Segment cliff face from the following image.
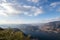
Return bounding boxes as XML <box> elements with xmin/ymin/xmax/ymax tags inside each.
<box><xmin>40</xmin><ymin>21</ymin><xmax>60</xmax><ymax>33</ymax></box>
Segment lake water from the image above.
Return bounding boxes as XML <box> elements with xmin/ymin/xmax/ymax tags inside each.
<box><xmin>23</xmin><ymin>30</ymin><xmax>60</xmax><ymax>40</ymax></box>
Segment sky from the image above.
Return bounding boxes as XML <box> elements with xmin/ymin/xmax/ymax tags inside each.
<box><xmin>0</xmin><ymin>0</ymin><xmax>60</xmax><ymax>24</ymax></box>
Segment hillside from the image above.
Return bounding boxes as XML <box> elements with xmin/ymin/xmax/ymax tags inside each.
<box><xmin>40</xmin><ymin>21</ymin><xmax>60</xmax><ymax>33</ymax></box>
<box><xmin>0</xmin><ymin>28</ymin><xmax>30</xmax><ymax>40</ymax></box>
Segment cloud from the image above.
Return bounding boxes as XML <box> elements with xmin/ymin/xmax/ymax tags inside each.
<box><xmin>49</xmin><ymin>2</ymin><xmax>60</xmax><ymax>12</ymax></box>
<box><xmin>34</xmin><ymin>8</ymin><xmax>43</xmax><ymax>16</ymax></box>
<box><xmin>0</xmin><ymin>19</ymin><xmax>24</xmax><ymax>24</ymax></box>
<box><xmin>0</xmin><ymin>0</ymin><xmax>20</xmax><ymax>16</ymax></box>
<box><xmin>27</xmin><ymin>0</ymin><xmax>39</xmax><ymax>3</ymax></box>
<box><xmin>23</xmin><ymin>6</ymin><xmax>43</xmax><ymax>16</ymax></box>
<box><xmin>41</xmin><ymin>17</ymin><xmax>60</xmax><ymax>23</ymax></box>
<box><xmin>0</xmin><ymin>0</ymin><xmax>44</xmax><ymax>16</ymax></box>
<box><xmin>27</xmin><ymin>0</ymin><xmax>48</xmax><ymax>3</ymax></box>
<box><xmin>0</xmin><ymin>0</ymin><xmax>6</xmax><ymax>3</ymax></box>
<box><xmin>50</xmin><ymin>2</ymin><xmax>60</xmax><ymax>8</ymax></box>
<box><xmin>24</xmin><ymin>12</ymin><xmax>33</xmax><ymax>16</ymax></box>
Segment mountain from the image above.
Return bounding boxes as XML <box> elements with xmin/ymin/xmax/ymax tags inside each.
<box><xmin>0</xmin><ymin>27</ymin><xmax>4</xmax><ymax>30</ymax></box>
<box><xmin>40</xmin><ymin>21</ymin><xmax>60</xmax><ymax>33</ymax></box>
<box><xmin>0</xmin><ymin>21</ymin><xmax>60</xmax><ymax>40</ymax></box>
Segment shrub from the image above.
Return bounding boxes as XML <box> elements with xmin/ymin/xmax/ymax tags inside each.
<box><xmin>0</xmin><ymin>29</ymin><xmax>30</xmax><ymax>40</ymax></box>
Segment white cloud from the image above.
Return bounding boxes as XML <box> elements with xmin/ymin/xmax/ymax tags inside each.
<box><xmin>49</xmin><ymin>2</ymin><xmax>60</xmax><ymax>12</ymax></box>
<box><xmin>23</xmin><ymin>6</ymin><xmax>43</xmax><ymax>16</ymax></box>
<box><xmin>50</xmin><ymin>2</ymin><xmax>60</xmax><ymax>8</ymax></box>
<box><xmin>24</xmin><ymin>12</ymin><xmax>33</xmax><ymax>16</ymax></box>
<box><xmin>0</xmin><ymin>0</ymin><xmax>44</xmax><ymax>16</ymax></box>
<box><xmin>34</xmin><ymin>8</ymin><xmax>43</xmax><ymax>16</ymax></box>
<box><xmin>0</xmin><ymin>0</ymin><xmax>6</xmax><ymax>3</ymax></box>
<box><xmin>0</xmin><ymin>2</ymin><xmax>20</xmax><ymax>16</ymax></box>
<box><xmin>27</xmin><ymin>0</ymin><xmax>39</xmax><ymax>3</ymax></box>
<box><xmin>41</xmin><ymin>17</ymin><xmax>60</xmax><ymax>23</ymax></box>
<box><xmin>0</xmin><ymin>0</ymin><xmax>20</xmax><ymax>16</ymax></box>
<box><xmin>0</xmin><ymin>20</ymin><xmax>24</xmax><ymax>24</ymax></box>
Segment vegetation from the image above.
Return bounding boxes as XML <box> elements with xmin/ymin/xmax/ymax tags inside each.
<box><xmin>0</xmin><ymin>29</ymin><xmax>30</xmax><ymax>40</ymax></box>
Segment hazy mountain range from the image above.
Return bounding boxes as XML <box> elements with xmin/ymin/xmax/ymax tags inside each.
<box><xmin>0</xmin><ymin>21</ymin><xmax>60</xmax><ymax>33</ymax></box>
<box><xmin>0</xmin><ymin>21</ymin><xmax>60</xmax><ymax>40</ymax></box>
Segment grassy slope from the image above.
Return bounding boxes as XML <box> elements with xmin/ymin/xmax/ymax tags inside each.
<box><xmin>0</xmin><ymin>29</ymin><xmax>30</xmax><ymax>40</ymax></box>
